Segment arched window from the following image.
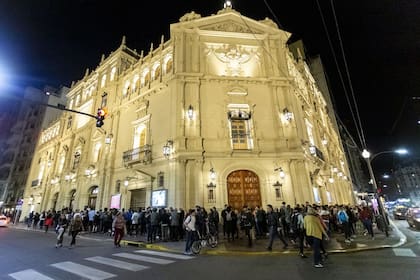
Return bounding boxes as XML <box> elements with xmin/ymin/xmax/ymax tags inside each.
<box><xmin>165</xmin><ymin>58</ymin><xmax>173</xmax><ymax>74</ymax></box>
<box><xmin>110</xmin><ymin>67</ymin><xmax>117</xmax><ymax>81</ymax></box>
<box><xmin>152</xmin><ymin>64</ymin><xmax>161</xmax><ymax>81</ymax></box>
<box><xmin>101</xmin><ymin>74</ymin><xmax>107</xmax><ymax>88</ymax></box>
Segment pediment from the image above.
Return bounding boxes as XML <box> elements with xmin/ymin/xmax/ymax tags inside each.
<box><xmin>200</xmin><ymin>20</ymin><xmax>264</xmax><ymax>34</ymax></box>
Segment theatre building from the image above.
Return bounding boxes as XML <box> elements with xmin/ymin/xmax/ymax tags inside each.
<box><xmin>21</xmin><ymin>5</ymin><xmax>355</xmax><ymax>217</ymax></box>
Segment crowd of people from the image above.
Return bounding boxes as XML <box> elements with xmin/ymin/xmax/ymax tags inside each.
<box><xmin>19</xmin><ymin>201</ymin><xmax>378</xmax><ymax>268</ymax></box>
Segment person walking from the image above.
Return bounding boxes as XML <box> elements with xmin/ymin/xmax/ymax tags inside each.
<box><xmin>183</xmin><ymin>209</ymin><xmax>197</xmax><ymax>255</ymax></box>
<box><xmin>55</xmin><ymin>213</ymin><xmax>68</xmax><ymax>248</ymax></box>
<box><xmin>266</xmin><ymin>204</ymin><xmax>288</xmax><ymax>251</ymax></box>
<box><xmin>359</xmin><ymin>205</ymin><xmax>374</xmax><ymax>239</ymax></box>
<box><xmin>112</xmin><ymin>211</ymin><xmax>126</xmax><ymax>247</ymax></box>
<box><xmin>69</xmin><ymin>214</ymin><xmax>83</xmax><ymax>248</ymax></box>
<box><xmin>291</xmin><ymin>207</ymin><xmax>306</xmax><ymax>258</ymax></box>
<box><xmin>304</xmin><ymin>207</ymin><xmax>329</xmax><ymax>268</ymax></box>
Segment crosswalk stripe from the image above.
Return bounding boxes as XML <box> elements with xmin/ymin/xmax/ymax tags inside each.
<box><xmin>393</xmin><ymin>248</ymin><xmax>417</xmax><ymax>257</ymax></box>
<box><xmin>51</xmin><ymin>261</ymin><xmax>116</xmax><ymax>280</ymax></box>
<box><xmin>9</xmin><ymin>269</ymin><xmax>55</xmax><ymax>280</ymax></box>
<box><xmin>113</xmin><ymin>253</ymin><xmax>174</xmax><ymax>264</ymax></box>
<box><xmin>86</xmin><ymin>256</ymin><xmax>149</xmax><ymax>271</ymax></box>
<box><xmin>135</xmin><ymin>250</ymin><xmax>195</xmax><ymax>260</ymax></box>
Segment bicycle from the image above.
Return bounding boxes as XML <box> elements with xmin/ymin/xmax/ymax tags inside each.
<box><xmin>191</xmin><ymin>222</ymin><xmax>218</xmax><ymax>254</ymax></box>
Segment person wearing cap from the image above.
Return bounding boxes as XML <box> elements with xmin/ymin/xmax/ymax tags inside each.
<box><xmin>304</xmin><ymin>207</ymin><xmax>329</xmax><ymax>268</ymax></box>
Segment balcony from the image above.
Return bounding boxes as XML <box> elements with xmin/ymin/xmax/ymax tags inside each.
<box><xmin>309</xmin><ymin>145</ymin><xmax>325</xmax><ymax>161</ymax></box>
<box><xmin>123</xmin><ymin>144</ymin><xmax>152</xmax><ymax>166</ymax></box>
<box><xmin>31</xmin><ymin>179</ymin><xmax>41</xmax><ymax>187</ymax></box>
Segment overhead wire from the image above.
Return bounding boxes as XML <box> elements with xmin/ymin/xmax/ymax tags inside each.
<box><xmin>329</xmin><ymin>0</ymin><xmax>367</xmax><ymax>149</ymax></box>
<box><xmin>315</xmin><ymin>0</ymin><xmax>366</xmax><ymax>150</ymax></box>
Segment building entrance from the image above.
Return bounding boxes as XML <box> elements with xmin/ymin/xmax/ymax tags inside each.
<box><xmin>227</xmin><ymin>170</ymin><xmax>261</xmax><ymax>211</ymax></box>
<box><xmin>130</xmin><ymin>189</ymin><xmax>147</xmax><ymax>210</ymax></box>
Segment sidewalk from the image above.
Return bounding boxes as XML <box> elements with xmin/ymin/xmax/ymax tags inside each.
<box><xmin>9</xmin><ymin>220</ymin><xmax>406</xmax><ymax>256</ymax></box>
<box><xmin>120</xmin><ymin>219</ymin><xmax>406</xmax><ymax>256</ymax></box>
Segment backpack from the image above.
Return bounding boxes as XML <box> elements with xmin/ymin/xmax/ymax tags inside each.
<box><xmin>338</xmin><ymin>211</ymin><xmax>348</xmax><ymax>223</ymax></box>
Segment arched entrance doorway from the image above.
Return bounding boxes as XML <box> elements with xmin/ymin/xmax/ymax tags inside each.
<box><xmin>88</xmin><ymin>186</ymin><xmax>99</xmax><ymax>210</ymax></box>
<box><xmin>227</xmin><ymin>170</ymin><xmax>261</xmax><ymax>211</ymax></box>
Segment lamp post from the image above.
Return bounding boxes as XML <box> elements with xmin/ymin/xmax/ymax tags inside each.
<box><xmin>361</xmin><ymin>148</ymin><xmax>408</xmax><ymax>236</ymax></box>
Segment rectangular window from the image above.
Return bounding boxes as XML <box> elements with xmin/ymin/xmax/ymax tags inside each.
<box><xmin>208</xmin><ymin>189</ymin><xmax>215</xmax><ymax>203</ymax></box>
<box><xmin>231</xmin><ymin>120</ymin><xmax>250</xmax><ymax>149</ymax></box>
<box><xmin>275</xmin><ymin>188</ymin><xmax>282</xmax><ymax>200</ymax></box>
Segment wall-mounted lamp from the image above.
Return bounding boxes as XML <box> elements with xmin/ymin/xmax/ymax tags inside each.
<box><xmin>163</xmin><ymin>140</ymin><xmax>173</xmax><ymax>159</ymax></box>
<box><xmin>210</xmin><ymin>168</ymin><xmax>216</xmax><ymax>180</ymax></box>
<box><xmin>328</xmin><ymin>177</ymin><xmax>334</xmax><ymax>183</ymax></box>
<box><xmin>283</xmin><ymin>108</ymin><xmax>293</xmax><ymax>122</ymax></box>
<box><xmin>105</xmin><ymin>134</ymin><xmax>113</xmax><ymax>144</ymax></box>
<box><xmin>124</xmin><ymin>176</ymin><xmax>137</xmax><ymax>187</ymax></box>
<box><xmin>187</xmin><ymin>105</ymin><xmax>194</xmax><ymax>120</ymax></box>
<box><xmin>321</xmin><ymin>138</ymin><xmax>328</xmax><ymax>145</ymax></box>
<box><xmin>85</xmin><ymin>165</ymin><xmax>96</xmax><ymax>177</ymax></box>
<box><xmin>274</xmin><ymin>167</ymin><xmax>285</xmax><ymax>179</ymax></box>
<box><xmin>272</xmin><ymin>181</ymin><xmax>282</xmax><ymax>187</ymax></box>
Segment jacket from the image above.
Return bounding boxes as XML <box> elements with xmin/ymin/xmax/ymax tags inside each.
<box><xmin>304</xmin><ymin>214</ymin><xmax>327</xmax><ymax>240</ymax></box>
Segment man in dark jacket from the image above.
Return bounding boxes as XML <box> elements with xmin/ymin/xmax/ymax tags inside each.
<box><xmin>266</xmin><ymin>204</ymin><xmax>288</xmax><ymax>251</ymax></box>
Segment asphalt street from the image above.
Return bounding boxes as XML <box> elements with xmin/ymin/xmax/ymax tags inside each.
<box><xmin>0</xmin><ymin>220</ymin><xmax>419</xmax><ymax>280</ymax></box>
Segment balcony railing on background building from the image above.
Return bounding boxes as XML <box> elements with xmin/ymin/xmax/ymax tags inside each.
<box><xmin>123</xmin><ymin>144</ymin><xmax>152</xmax><ymax>165</ymax></box>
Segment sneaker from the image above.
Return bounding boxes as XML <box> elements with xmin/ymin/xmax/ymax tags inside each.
<box><xmin>299</xmin><ymin>253</ymin><xmax>308</xmax><ymax>258</ymax></box>
<box><xmin>314</xmin><ymin>264</ymin><xmax>324</xmax><ymax>268</ymax></box>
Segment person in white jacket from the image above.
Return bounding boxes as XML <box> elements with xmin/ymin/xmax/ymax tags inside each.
<box><xmin>183</xmin><ymin>209</ymin><xmax>197</xmax><ymax>255</ymax></box>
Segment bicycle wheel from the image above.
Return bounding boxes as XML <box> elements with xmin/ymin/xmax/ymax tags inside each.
<box><xmin>207</xmin><ymin>235</ymin><xmax>218</xmax><ymax>248</ymax></box>
<box><xmin>191</xmin><ymin>240</ymin><xmax>202</xmax><ymax>254</ymax></box>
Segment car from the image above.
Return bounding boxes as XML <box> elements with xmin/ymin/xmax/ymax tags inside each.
<box><xmin>406</xmin><ymin>207</ymin><xmax>420</xmax><ymax>228</ymax></box>
<box><xmin>0</xmin><ymin>215</ymin><xmax>10</xmax><ymax>227</ymax></box>
<box><xmin>393</xmin><ymin>205</ymin><xmax>409</xmax><ymax>220</ymax></box>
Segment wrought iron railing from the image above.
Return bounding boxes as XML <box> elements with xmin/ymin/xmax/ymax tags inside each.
<box><xmin>123</xmin><ymin>144</ymin><xmax>152</xmax><ymax>165</ymax></box>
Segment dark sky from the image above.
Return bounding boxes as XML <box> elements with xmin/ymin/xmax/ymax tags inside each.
<box><xmin>1</xmin><ymin>0</ymin><xmax>419</xmax><ymax>162</ymax></box>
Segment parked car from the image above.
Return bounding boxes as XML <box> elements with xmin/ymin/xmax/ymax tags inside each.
<box><xmin>393</xmin><ymin>205</ymin><xmax>409</xmax><ymax>220</ymax></box>
<box><xmin>406</xmin><ymin>207</ymin><xmax>420</xmax><ymax>228</ymax></box>
<box><xmin>0</xmin><ymin>215</ymin><xmax>10</xmax><ymax>227</ymax></box>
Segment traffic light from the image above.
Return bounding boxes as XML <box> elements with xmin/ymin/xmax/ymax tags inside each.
<box><xmin>96</xmin><ymin>107</ymin><xmax>106</xmax><ymax>127</ymax></box>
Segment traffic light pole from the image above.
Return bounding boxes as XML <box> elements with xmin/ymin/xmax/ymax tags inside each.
<box><xmin>44</xmin><ymin>103</ymin><xmax>98</xmax><ymax>120</ymax></box>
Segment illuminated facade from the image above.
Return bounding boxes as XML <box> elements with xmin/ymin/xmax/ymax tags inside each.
<box><xmin>21</xmin><ymin>6</ymin><xmax>355</xmax><ymax>217</ymax></box>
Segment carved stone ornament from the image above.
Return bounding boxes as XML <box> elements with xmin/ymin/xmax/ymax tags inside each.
<box><xmin>179</xmin><ymin>11</ymin><xmax>202</xmax><ymax>22</ymax></box>
<box><xmin>202</xmin><ymin>21</ymin><xmax>260</xmax><ymax>34</ymax></box>
<box><xmin>208</xmin><ymin>44</ymin><xmax>256</xmax><ymax>76</ymax></box>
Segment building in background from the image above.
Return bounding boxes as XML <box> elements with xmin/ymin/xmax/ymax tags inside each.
<box><xmin>21</xmin><ymin>5</ymin><xmax>355</xmax><ymax>218</ymax></box>
<box><xmin>0</xmin><ymin>86</ymin><xmax>68</xmax><ymax>214</ymax></box>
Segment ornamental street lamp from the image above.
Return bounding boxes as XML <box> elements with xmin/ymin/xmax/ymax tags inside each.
<box><xmin>362</xmin><ymin>148</ymin><xmax>408</xmax><ymax>236</ymax></box>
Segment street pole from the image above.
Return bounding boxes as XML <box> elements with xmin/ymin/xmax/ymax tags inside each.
<box><xmin>364</xmin><ymin>157</ymin><xmax>389</xmax><ymax>229</ymax></box>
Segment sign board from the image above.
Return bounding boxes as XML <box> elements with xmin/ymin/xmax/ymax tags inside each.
<box><xmin>110</xmin><ymin>194</ymin><xmax>121</xmax><ymax>209</ymax></box>
<box><xmin>151</xmin><ymin>189</ymin><xmax>167</xmax><ymax>208</ymax></box>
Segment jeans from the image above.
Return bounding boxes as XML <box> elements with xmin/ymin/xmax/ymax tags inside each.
<box><xmin>362</xmin><ymin>219</ymin><xmax>374</xmax><ymax>237</ymax></box>
<box><xmin>267</xmin><ymin>226</ymin><xmax>287</xmax><ymax>248</ymax></box>
<box><xmin>306</xmin><ymin>236</ymin><xmax>321</xmax><ymax>265</ymax></box>
<box><xmin>185</xmin><ymin>230</ymin><xmax>197</xmax><ymax>252</ymax></box>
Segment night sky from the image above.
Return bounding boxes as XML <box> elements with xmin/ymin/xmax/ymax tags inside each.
<box><xmin>1</xmin><ymin>0</ymin><xmax>419</xmax><ymax>166</ymax></box>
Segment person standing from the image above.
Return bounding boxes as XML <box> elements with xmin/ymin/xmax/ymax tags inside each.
<box><xmin>69</xmin><ymin>214</ymin><xmax>83</xmax><ymax>248</ymax></box>
<box><xmin>291</xmin><ymin>207</ymin><xmax>306</xmax><ymax>258</ymax></box>
<box><xmin>304</xmin><ymin>207</ymin><xmax>329</xmax><ymax>268</ymax></box>
<box><xmin>240</xmin><ymin>206</ymin><xmax>254</xmax><ymax>247</ymax></box>
<box><xmin>359</xmin><ymin>205</ymin><xmax>374</xmax><ymax>239</ymax></box>
<box><xmin>183</xmin><ymin>209</ymin><xmax>197</xmax><ymax>255</ymax></box>
<box><xmin>112</xmin><ymin>211</ymin><xmax>126</xmax><ymax>247</ymax></box>
<box><xmin>266</xmin><ymin>204</ymin><xmax>288</xmax><ymax>251</ymax></box>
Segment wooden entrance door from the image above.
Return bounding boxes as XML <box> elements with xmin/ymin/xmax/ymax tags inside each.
<box><xmin>227</xmin><ymin>170</ymin><xmax>261</xmax><ymax>211</ymax></box>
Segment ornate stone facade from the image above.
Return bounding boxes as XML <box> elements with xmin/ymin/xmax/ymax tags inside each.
<box><xmin>21</xmin><ymin>7</ymin><xmax>355</xmax><ymax>217</ymax></box>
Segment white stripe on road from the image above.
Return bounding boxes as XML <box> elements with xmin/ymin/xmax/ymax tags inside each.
<box><xmin>393</xmin><ymin>248</ymin><xmax>417</xmax><ymax>257</ymax></box>
<box><xmin>113</xmin><ymin>253</ymin><xmax>174</xmax><ymax>264</ymax></box>
<box><xmin>9</xmin><ymin>269</ymin><xmax>55</xmax><ymax>280</ymax></box>
<box><xmin>134</xmin><ymin>250</ymin><xmax>195</xmax><ymax>260</ymax></box>
<box><xmin>86</xmin><ymin>256</ymin><xmax>150</xmax><ymax>271</ymax></box>
<box><xmin>51</xmin><ymin>261</ymin><xmax>116</xmax><ymax>280</ymax></box>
